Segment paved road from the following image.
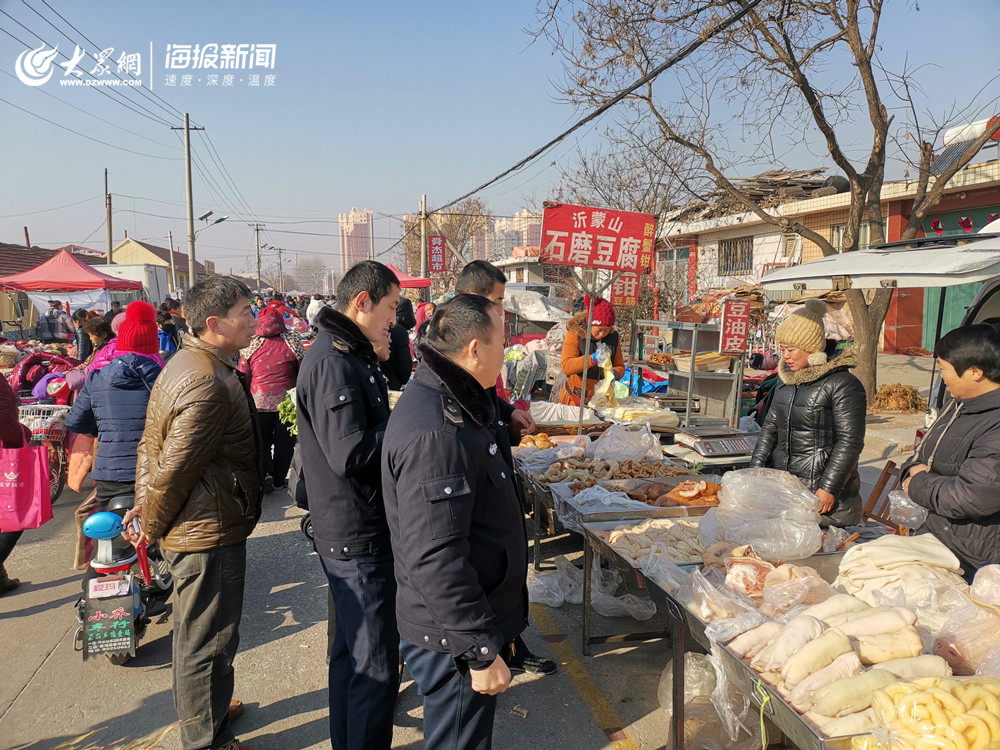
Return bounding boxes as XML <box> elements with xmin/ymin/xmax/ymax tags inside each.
<box><xmin>1</xmin><ymin>486</ymin><xmax>678</xmax><ymax>750</ymax></box>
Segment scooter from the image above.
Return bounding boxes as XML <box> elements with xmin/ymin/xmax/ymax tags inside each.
<box><xmin>74</xmin><ymin>494</ymin><xmax>173</xmax><ymax>665</ymax></box>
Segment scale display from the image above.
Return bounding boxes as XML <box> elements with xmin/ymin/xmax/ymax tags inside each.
<box><xmin>675</xmin><ymin>426</ymin><xmax>756</xmax><ymax>457</ymax></box>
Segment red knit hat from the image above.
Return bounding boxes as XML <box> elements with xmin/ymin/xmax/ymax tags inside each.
<box><xmin>585</xmin><ymin>295</ymin><xmax>616</xmax><ymax>327</ymax></box>
<box><xmin>116</xmin><ymin>301</ymin><xmax>159</xmax><ymax>355</ymax></box>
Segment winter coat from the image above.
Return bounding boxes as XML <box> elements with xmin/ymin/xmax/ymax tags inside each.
<box><xmin>136</xmin><ymin>334</ymin><xmax>263</xmax><ymax>552</ymax></box>
<box><xmin>296</xmin><ymin>306</ymin><xmax>391</xmax><ymax>560</ymax></box>
<box><xmin>75</xmin><ymin>329</ymin><xmax>93</xmax><ymax>361</ymax></box>
<box><xmin>382</xmin><ymin>324</ymin><xmax>413</xmax><ymax>391</ymax></box>
<box><xmin>158</xmin><ymin>328</ymin><xmax>178</xmax><ymax>353</ymax></box>
<box><xmin>65</xmin><ymin>354</ymin><xmax>162</xmax><ymax>483</ymax></box>
<box><xmin>750</xmin><ymin>348</ymin><xmax>867</xmax><ymax>526</ymax></box>
<box><xmin>559</xmin><ymin>311</ymin><xmax>625</xmax><ymax>405</ymax></box>
<box><xmin>0</xmin><ymin>374</ymin><xmax>27</xmax><ymax>448</ymax></box>
<box><xmin>36</xmin><ymin>307</ymin><xmax>73</xmax><ymax>343</ymax></box>
<box><xmin>238</xmin><ymin>314</ymin><xmax>305</xmax><ymax>411</ymax></box>
<box><xmin>382</xmin><ymin>343</ymin><xmax>528</xmax><ymax>666</ymax></box>
<box><xmin>901</xmin><ymin>388</ymin><xmax>1000</xmax><ymax>572</ymax></box>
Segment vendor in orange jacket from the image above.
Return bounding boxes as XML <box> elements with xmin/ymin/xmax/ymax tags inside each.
<box><xmin>558</xmin><ymin>296</ymin><xmax>625</xmax><ymax>406</ymax></box>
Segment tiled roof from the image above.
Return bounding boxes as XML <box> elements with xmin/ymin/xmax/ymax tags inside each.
<box><xmin>0</xmin><ymin>243</ymin><xmax>104</xmax><ymax>277</ymax></box>
<box><xmin>132</xmin><ymin>240</ymin><xmax>206</xmax><ymax>274</ymax></box>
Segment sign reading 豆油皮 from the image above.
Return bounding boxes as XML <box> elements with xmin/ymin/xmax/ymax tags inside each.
<box><xmin>539</xmin><ymin>203</ymin><xmax>656</xmax><ymax>273</ymax></box>
<box><xmin>720</xmin><ymin>297</ymin><xmax>752</xmax><ymax>355</ymax></box>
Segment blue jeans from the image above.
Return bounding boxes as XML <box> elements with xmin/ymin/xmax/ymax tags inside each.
<box><xmin>320</xmin><ymin>553</ymin><xmax>399</xmax><ymax>750</ymax></box>
<box><xmin>399</xmin><ymin>639</ymin><xmax>497</xmax><ymax>750</ymax></box>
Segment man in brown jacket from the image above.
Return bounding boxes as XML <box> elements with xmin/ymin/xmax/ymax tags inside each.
<box><xmin>131</xmin><ymin>276</ymin><xmax>262</xmax><ymax>750</ymax></box>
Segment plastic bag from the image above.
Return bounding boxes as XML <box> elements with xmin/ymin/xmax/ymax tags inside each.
<box><xmin>705</xmin><ymin>610</ymin><xmax>766</xmax><ymax>645</ymax></box>
<box><xmin>527</xmin><ymin>568</ymin><xmax>564</xmax><ymax>607</ymax></box>
<box><xmin>738</xmin><ymin>415</ymin><xmax>761</xmax><ymax>434</ymax></box>
<box><xmin>759</xmin><ymin>575</ymin><xmax>837</xmax><ymax>620</ymax></box>
<box><xmin>678</xmin><ymin>569</ymin><xmax>759</xmax><ymax>624</ymax></box>
<box><xmin>515</xmin><ymin>443</ymin><xmax>586</xmax><ymax>470</ymax></box>
<box><xmin>587</xmin><ymin>347</ymin><xmax>619</xmax><ymax>409</ymax></box>
<box><xmin>639</xmin><ymin>543</ymin><xmax>694</xmax><ymax>596</ymax></box>
<box><xmin>933</xmin><ymin>596</ymin><xmax>1000</xmax><ymax>675</ymax></box>
<box><xmin>976</xmin><ymin>639</ymin><xmax>1000</xmax><ymax>677</ymax></box>
<box><xmin>590</xmin><ymin>423</ymin><xmax>663</xmax><ymax>462</ymax></box>
<box><xmin>971</xmin><ymin>564</ymin><xmax>1000</xmax><ymax>608</ymax></box>
<box><xmin>590</xmin><ymin>564</ymin><xmax>657</xmax><ymax>621</ymax></box>
<box><xmin>822</xmin><ymin>526</ymin><xmax>850</xmax><ymax>553</ymax></box>
<box><xmin>658</xmin><ymin>652</ymin><xmax>717</xmax><ymax>716</ymax></box>
<box><xmin>864</xmin><ymin>676</ymin><xmax>1000</xmax><ymax>750</ymax></box>
<box><xmin>709</xmin><ymin>641</ymin><xmax>758</xmax><ymax>747</ymax></box>
<box><xmin>553</xmin><ymin>555</ymin><xmax>583</xmax><ymax>605</ymax></box>
<box><xmin>886</xmin><ymin>489</ymin><xmax>929</xmax><ymax>529</ymax></box>
<box><xmin>699</xmin><ymin>469</ymin><xmax>822</xmax><ymax>562</ymax></box>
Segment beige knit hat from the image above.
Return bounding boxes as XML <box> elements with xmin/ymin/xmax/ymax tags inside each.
<box><xmin>776</xmin><ymin>299</ymin><xmax>829</xmax><ymax>365</ymax></box>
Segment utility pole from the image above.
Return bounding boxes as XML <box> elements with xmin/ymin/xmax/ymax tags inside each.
<box><xmin>277</xmin><ymin>246</ymin><xmax>284</xmax><ymax>294</ymax></box>
<box><xmin>368</xmin><ymin>212</ymin><xmax>375</xmax><ymax>261</ymax></box>
<box><xmin>249</xmin><ymin>223</ymin><xmax>265</xmax><ymax>291</ymax></box>
<box><xmin>419</xmin><ymin>194</ymin><xmax>427</xmax><ymax>297</ymax></box>
<box><xmin>171</xmin><ymin>113</ymin><xmax>204</xmax><ymax>289</ymax></box>
<box><xmin>167</xmin><ymin>230</ymin><xmax>178</xmax><ymax>291</ymax></box>
<box><xmin>105</xmin><ymin>169</ymin><xmax>113</xmax><ymax>262</ymax></box>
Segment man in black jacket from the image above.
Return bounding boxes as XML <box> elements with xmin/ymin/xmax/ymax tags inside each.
<box><xmin>296</xmin><ymin>260</ymin><xmax>400</xmax><ymax>750</ymax></box>
<box><xmin>383</xmin><ymin>295</ymin><xmax>528</xmax><ymax>750</ymax></box>
<box><xmin>454</xmin><ymin>260</ymin><xmax>556</xmax><ymax>676</ymax></box>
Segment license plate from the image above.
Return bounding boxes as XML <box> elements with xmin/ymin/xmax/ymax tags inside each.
<box><xmin>89</xmin><ymin>576</ymin><xmax>129</xmax><ymax>598</ymax></box>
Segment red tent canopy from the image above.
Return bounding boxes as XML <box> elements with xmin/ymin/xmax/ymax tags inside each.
<box><xmin>386</xmin><ymin>263</ymin><xmax>431</xmax><ymax>289</ymax></box>
<box><xmin>0</xmin><ymin>250</ymin><xmax>142</xmax><ymax>291</ymax></box>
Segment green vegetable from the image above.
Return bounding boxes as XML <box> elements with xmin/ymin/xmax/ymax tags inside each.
<box><xmin>278</xmin><ymin>389</ymin><xmax>298</xmax><ymax>436</ymax></box>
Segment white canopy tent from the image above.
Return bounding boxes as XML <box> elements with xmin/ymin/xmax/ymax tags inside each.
<box><xmin>761</xmin><ymin>233</ymin><xmax>1000</xmax><ymax>292</ymax></box>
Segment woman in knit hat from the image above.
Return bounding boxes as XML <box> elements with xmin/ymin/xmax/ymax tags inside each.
<box><xmin>558</xmin><ymin>295</ymin><xmax>625</xmax><ymax>405</ymax></box>
<box><xmin>749</xmin><ymin>299</ymin><xmax>867</xmax><ymax>527</ymax></box>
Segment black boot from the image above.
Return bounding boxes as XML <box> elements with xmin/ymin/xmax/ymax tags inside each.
<box><xmin>0</xmin><ymin>565</ymin><xmax>20</xmax><ymax>595</ymax></box>
<box><xmin>505</xmin><ymin>635</ymin><xmax>557</xmax><ymax>676</ymax></box>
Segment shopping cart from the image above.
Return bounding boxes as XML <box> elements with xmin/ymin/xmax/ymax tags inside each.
<box><xmin>18</xmin><ymin>403</ymin><xmax>70</xmax><ymax>501</ymax></box>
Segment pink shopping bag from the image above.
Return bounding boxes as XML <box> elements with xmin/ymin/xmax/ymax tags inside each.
<box><xmin>0</xmin><ymin>445</ymin><xmax>53</xmax><ymax>532</ymax></box>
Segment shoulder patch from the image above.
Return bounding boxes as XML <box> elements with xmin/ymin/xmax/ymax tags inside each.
<box><xmin>442</xmin><ymin>394</ymin><xmax>464</xmax><ymax>426</ymax></box>
<box><xmin>331</xmin><ymin>339</ymin><xmax>349</xmax><ymax>353</ymax></box>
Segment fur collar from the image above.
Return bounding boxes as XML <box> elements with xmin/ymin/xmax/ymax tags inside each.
<box><xmin>415</xmin><ymin>342</ymin><xmax>495</xmax><ymax>427</ymax></box>
<box><xmin>778</xmin><ymin>346</ymin><xmax>858</xmax><ymax>386</ymax></box>
<box><xmin>314</xmin><ymin>307</ymin><xmax>376</xmax><ymax>363</ymax></box>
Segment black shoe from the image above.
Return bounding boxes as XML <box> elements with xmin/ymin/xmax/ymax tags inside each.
<box><xmin>0</xmin><ymin>566</ymin><xmax>19</xmax><ymax>595</ymax></box>
<box><xmin>505</xmin><ymin>640</ymin><xmax>557</xmax><ymax>676</ymax></box>
<box><xmin>263</xmin><ymin>475</ymin><xmax>275</xmax><ymax>494</ymax></box>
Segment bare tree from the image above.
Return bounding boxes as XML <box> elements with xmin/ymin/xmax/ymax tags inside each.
<box><xmin>402</xmin><ymin>198</ymin><xmax>494</xmax><ymax>296</ymax></box>
<box><xmin>536</xmin><ymin>0</ymin><xmax>1000</xmax><ymax>399</ymax></box>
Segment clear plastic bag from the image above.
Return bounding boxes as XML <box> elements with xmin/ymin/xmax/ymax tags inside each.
<box><xmin>590</xmin><ymin>564</ymin><xmax>657</xmax><ymax>621</ymax></box>
<box><xmin>678</xmin><ymin>569</ymin><xmax>759</xmax><ymax>624</ymax></box>
<box><xmin>699</xmin><ymin>468</ymin><xmax>822</xmax><ymax>562</ymax></box>
<box><xmin>886</xmin><ymin>489</ymin><xmax>929</xmax><ymax>529</ymax></box>
<box><xmin>759</xmin><ymin>575</ymin><xmax>837</xmax><ymax>620</ymax></box>
<box><xmin>658</xmin><ymin>652</ymin><xmax>717</xmax><ymax>716</ymax></box>
<box><xmin>515</xmin><ymin>443</ymin><xmax>586</xmax><ymax>470</ymax></box>
<box><xmin>971</xmin><ymin>563</ymin><xmax>1000</xmax><ymax>608</ymax></box>
<box><xmin>708</xmin><ymin>642</ymin><xmax>759</xmax><ymax>747</ymax></box>
<box><xmin>933</xmin><ymin>596</ymin><xmax>1000</xmax><ymax>675</ymax></box>
<box><xmin>589</xmin><ymin>423</ymin><xmax>663</xmax><ymax>462</ymax></box>
<box><xmin>976</xmin><ymin>639</ymin><xmax>1000</xmax><ymax>677</ymax></box>
<box><xmin>822</xmin><ymin>526</ymin><xmax>850</xmax><ymax>553</ymax></box>
<box><xmin>639</xmin><ymin>543</ymin><xmax>694</xmax><ymax>596</ymax></box>
<box><xmin>553</xmin><ymin>555</ymin><xmax>583</xmax><ymax>605</ymax></box>
<box><xmin>705</xmin><ymin>610</ymin><xmax>765</xmax><ymax>645</ymax></box>
<box><xmin>527</xmin><ymin>568</ymin><xmax>565</xmax><ymax>607</ymax></box>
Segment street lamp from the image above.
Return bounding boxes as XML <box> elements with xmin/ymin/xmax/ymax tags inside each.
<box><xmin>189</xmin><ymin>214</ymin><xmax>228</xmax><ymax>288</ymax></box>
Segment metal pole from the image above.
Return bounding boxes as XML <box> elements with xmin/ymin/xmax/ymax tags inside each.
<box><xmin>278</xmin><ymin>246</ymin><xmax>284</xmax><ymax>294</ymax></box>
<box><xmin>105</xmin><ymin>169</ymin><xmax>113</xmax><ymax>262</ymax></box>
<box><xmin>183</xmin><ymin>113</ymin><xmax>196</xmax><ymax>289</ymax></box>
<box><xmin>251</xmin><ymin>223</ymin><xmax>263</xmax><ymax>291</ymax></box>
<box><xmin>368</xmin><ymin>212</ymin><xmax>375</xmax><ymax>261</ymax></box>
<box><xmin>419</xmin><ymin>194</ymin><xmax>427</xmax><ymax>299</ymax></box>
<box><xmin>168</xmin><ymin>230</ymin><xmax>178</xmax><ymax>291</ymax></box>
<box><xmin>577</xmin><ymin>297</ymin><xmax>595</xmax><ymax>436</ymax></box>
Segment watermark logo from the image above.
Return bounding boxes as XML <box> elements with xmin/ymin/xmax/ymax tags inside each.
<box><xmin>15</xmin><ymin>44</ymin><xmax>59</xmax><ymax>86</ymax></box>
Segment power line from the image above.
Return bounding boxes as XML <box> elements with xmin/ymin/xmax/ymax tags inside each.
<box><xmin>0</xmin><ymin>194</ymin><xmax>102</xmax><ymax>219</ymax></box>
<box><xmin>0</xmin><ymin>96</ymin><xmax>184</xmax><ymax>160</ymax></box>
<box><xmin>432</xmin><ymin>0</ymin><xmax>766</xmax><ymax>214</ymax></box>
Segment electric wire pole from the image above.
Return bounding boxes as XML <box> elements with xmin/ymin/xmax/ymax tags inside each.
<box><xmin>171</xmin><ymin>113</ymin><xmax>205</xmax><ymax>289</ymax></box>
<box><xmin>105</xmin><ymin>169</ymin><xmax>113</xmax><ymax>262</ymax></box>
<box><xmin>249</xmin><ymin>223</ymin><xmax>265</xmax><ymax>291</ymax></box>
<box><xmin>167</xmin><ymin>230</ymin><xmax>178</xmax><ymax>291</ymax></box>
<box><xmin>277</xmin><ymin>246</ymin><xmax>284</xmax><ymax>294</ymax></box>
<box><xmin>419</xmin><ymin>194</ymin><xmax>427</xmax><ymax>298</ymax></box>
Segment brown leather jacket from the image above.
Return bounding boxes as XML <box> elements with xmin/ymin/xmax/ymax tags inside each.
<box><xmin>137</xmin><ymin>334</ymin><xmax>263</xmax><ymax>552</ymax></box>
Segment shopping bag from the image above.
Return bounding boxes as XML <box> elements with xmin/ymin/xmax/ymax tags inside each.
<box><xmin>0</xmin><ymin>445</ymin><xmax>53</xmax><ymax>532</ymax></box>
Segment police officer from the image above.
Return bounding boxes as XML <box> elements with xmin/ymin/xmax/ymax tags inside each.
<box><xmin>382</xmin><ymin>295</ymin><xmax>528</xmax><ymax>749</ymax></box>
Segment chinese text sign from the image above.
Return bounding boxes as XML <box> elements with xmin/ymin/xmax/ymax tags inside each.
<box><xmin>428</xmin><ymin>235</ymin><xmax>445</xmax><ymax>273</ymax></box>
<box><xmin>539</xmin><ymin>203</ymin><xmax>656</xmax><ymax>272</ymax></box>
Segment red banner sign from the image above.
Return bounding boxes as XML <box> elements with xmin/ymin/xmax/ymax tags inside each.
<box><xmin>720</xmin><ymin>297</ymin><xmax>752</xmax><ymax>355</ymax></box>
<box><xmin>610</xmin><ymin>272</ymin><xmax>640</xmax><ymax>307</ymax></box>
<box><xmin>539</xmin><ymin>203</ymin><xmax>656</xmax><ymax>271</ymax></box>
<box><xmin>428</xmin><ymin>235</ymin><xmax>445</xmax><ymax>273</ymax></box>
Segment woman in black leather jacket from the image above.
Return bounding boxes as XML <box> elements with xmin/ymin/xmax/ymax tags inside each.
<box><xmin>750</xmin><ymin>300</ymin><xmax>867</xmax><ymax>527</ymax></box>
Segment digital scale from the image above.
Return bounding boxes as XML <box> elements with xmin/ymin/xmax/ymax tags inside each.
<box><xmin>674</xmin><ymin>426</ymin><xmax>756</xmax><ymax>457</ymax></box>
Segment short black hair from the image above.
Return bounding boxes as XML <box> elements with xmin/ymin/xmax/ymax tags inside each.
<box><xmin>424</xmin><ymin>294</ymin><xmax>498</xmax><ymax>357</ymax></box>
<box><xmin>935</xmin><ymin>324</ymin><xmax>1000</xmax><ymax>381</ymax></box>
<box><xmin>165</xmin><ymin>298</ymin><xmax>182</xmax><ymax>312</ymax></box>
<box><xmin>185</xmin><ymin>276</ymin><xmax>251</xmax><ymax>335</ymax></box>
<box><xmin>72</xmin><ymin>308</ymin><xmax>89</xmax><ymax>323</ymax></box>
<box><xmin>454</xmin><ymin>260</ymin><xmax>507</xmax><ymax>297</ymax></box>
<box><xmin>156</xmin><ymin>311</ymin><xmax>173</xmax><ymax>327</ymax></box>
<box><xmin>110</xmin><ymin>300</ymin><xmax>122</xmax><ymax>309</ymax></box>
<box><xmin>81</xmin><ymin>316</ymin><xmax>112</xmax><ymax>340</ymax></box>
<box><xmin>336</xmin><ymin>260</ymin><xmax>400</xmax><ymax>312</ymax></box>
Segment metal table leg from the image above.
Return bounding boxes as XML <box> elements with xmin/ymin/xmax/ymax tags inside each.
<box><xmin>671</xmin><ymin>612</ymin><xmax>686</xmax><ymax>750</ymax></box>
<box><xmin>582</xmin><ymin>540</ymin><xmax>593</xmax><ymax>656</ymax></box>
<box><xmin>533</xmin><ymin>490</ymin><xmax>542</xmax><ymax>571</ymax></box>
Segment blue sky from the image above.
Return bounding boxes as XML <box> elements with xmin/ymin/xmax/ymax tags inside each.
<box><xmin>1</xmin><ymin>0</ymin><xmax>998</xmax><ymax>277</ymax></box>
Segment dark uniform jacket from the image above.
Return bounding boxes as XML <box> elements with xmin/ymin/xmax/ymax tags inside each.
<box><xmin>901</xmin><ymin>388</ymin><xmax>1000</xmax><ymax>572</ymax></box>
<box><xmin>750</xmin><ymin>348</ymin><xmax>866</xmax><ymax>526</ymax></box>
<box><xmin>297</xmin><ymin>306</ymin><xmax>391</xmax><ymax>560</ymax></box>
<box><xmin>382</xmin><ymin>343</ymin><xmax>528</xmax><ymax>667</ymax></box>
<box><xmin>137</xmin><ymin>335</ymin><xmax>262</xmax><ymax>552</ymax></box>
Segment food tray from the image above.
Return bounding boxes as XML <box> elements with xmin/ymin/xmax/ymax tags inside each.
<box><xmin>549</xmin><ymin>475</ymin><xmax>721</xmax><ymax>533</ymax></box>
<box><xmin>525</xmin><ymin>457</ymin><xmax>687</xmax><ymax>484</ymax></box>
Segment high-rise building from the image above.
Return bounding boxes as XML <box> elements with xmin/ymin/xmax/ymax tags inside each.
<box><xmin>470</xmin><ymin>226</ymin><xmax>494</xmax><ymax>261</ymax></box>
<box><xmin>512</xmin><ymin>209</ymin><xmax>542</xmax><ymax>247</ymax></box>
<box><xmin>338</xmin><ymin>208</ymin><xmax>373</xmax><ymax>274</ymax></box>
<box><xmin>492</xmin><ymin>210</ymin><xmax>542</xmax><ymax>260</ymax></box>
